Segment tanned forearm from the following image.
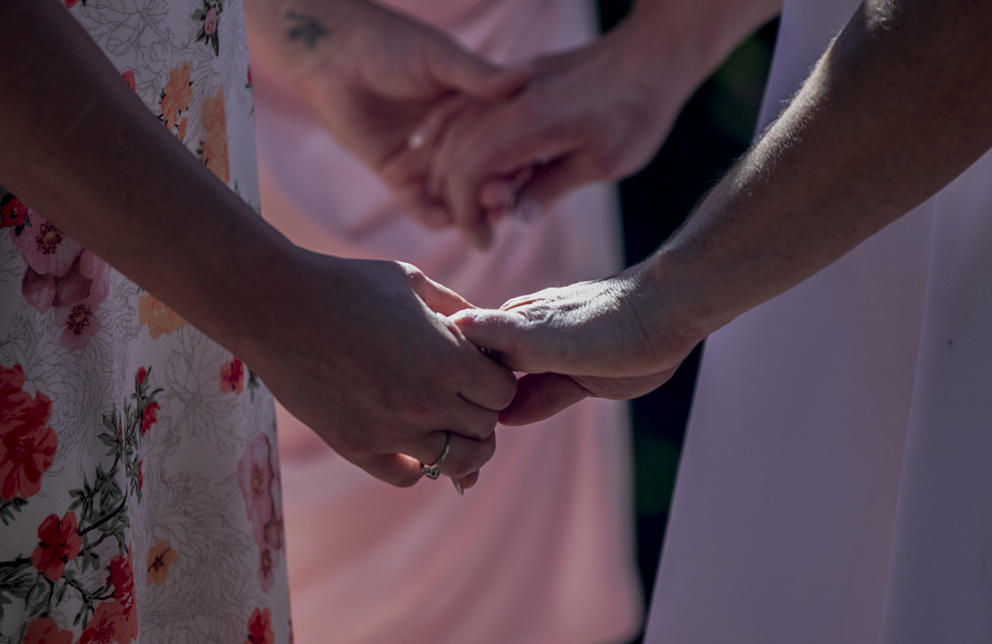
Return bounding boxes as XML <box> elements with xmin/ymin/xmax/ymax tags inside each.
<box><xmin>650</xmin><ymin>0</ymin><xmax>992</xmax><ymax>339</ymax></box>
<box><xmin>0</xmin><ymin>0</ymin><xmax>298</xmax><ymax>358</ymax></box>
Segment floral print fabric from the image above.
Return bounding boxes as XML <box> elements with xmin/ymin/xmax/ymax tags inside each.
<box><xmin>0</xmin><ymin>1</ymin><xmax>290</xmax><ymax>642</ymax></box>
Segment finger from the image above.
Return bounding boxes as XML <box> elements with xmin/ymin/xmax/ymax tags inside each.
<box><xmin>357</xmin><ymin>452</ymin><xmax>424</xmax><ymax>487</ymax></box>
<box><xmin>407</xmin><ymin>94</ymin><xmax>478</xmax><ymax>154</ymax></box>
<box><xmin>455</xmin><ymin>470</ymin><xmax>480</xmax><ymax>492</ymax></box>
<box><xmin>427</xmin><ymin>40</ymin><xmax>532</xmax><ymax>99</ymax></box>
<box><xmin>405</xmin><ymin>265</ymin><xmax>476</xmax><ymax>315</ymax></box>
<box><xmin>450</xmin><ymin>308</ymin><xmax>532</xmax><ymax>371</ymax></box>
<box><xmin>394</xmin><ymin>184</ymin><xmax>452</xmax><ymax>230</ymax></box>
<box><xmin>498</xmin><ymin>373</ymin><xmax>589</xmax><ymax>426</ymax></box>
<box><xmin>479</xmin><ymin>165</ymin><xmax>534</xmax><ymax>212</ymax></box>
<box><xmin>514</xmin><ymin>154</ymin><xmax>600</xmax><ymax>215</ymax></box>
<box><xmin>443</xmin><ymin>125</ymin><xmax>581</xmax><ymax>243</ymax></box>
<box><xmin>406</xmin><ymin>431</ymin><xmax>497</xmax><ymax>480</ymax></box>
<box><xmin>455</xmin><ymin>341</ymin><xmax>519</xmax><ymax>411</ymax></box>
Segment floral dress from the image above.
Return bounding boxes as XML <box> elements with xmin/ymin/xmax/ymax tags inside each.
<box><xmin>0</xmin><ymin>1</ymin><xmax>290</xmax><ymax>642</ymax></box>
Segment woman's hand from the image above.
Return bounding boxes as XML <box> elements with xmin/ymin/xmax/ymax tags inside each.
<box><xmin>243</xmin><ymin>251</ymin><xmax>517</xmax><ymax>487</ymax></box>
<box><xmin>245</xmin><ymin>0</ymin><xmax>530</xmax><ymax>229</ymax></box>
<box><xmin>412</xmin><ymin>18</ymin><xmax>695</xmax><ymax>248</ymax></box>
<box><xmin>450</xmin><ymin>262</ymin><xmax>702</xmax><ymax>424</ymax></box>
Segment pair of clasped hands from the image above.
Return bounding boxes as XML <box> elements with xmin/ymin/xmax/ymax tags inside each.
<box><xmin>248</xmin><ymin>0</ymin><xmax>701</xmax><ymax>491</ymax></box>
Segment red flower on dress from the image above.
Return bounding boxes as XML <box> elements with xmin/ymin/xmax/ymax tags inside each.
<box><xmin>204</xmin><ymin>7</ymin><xmax>218</xmax><ymax>35</ymax></box>
<box><xmin>141</xmin><ymin>401</ymin><xmax>160</xmax><ymax>435</ymax></box>
<box><xmin>77</xmin><ymin>599</ymin><xmax>138</xmax><ymax>644</ymax></box>
<box><xmin>135</xmin><ymin>367</ymin><xmax>147</xmax><ymax>387</ymax></box>
<box><xmin>245</xmin><ymin>607</ymin><xmax>274</xmax><ymax>644</ymax></box>
<box><xmin>30</xmin><ymin>511</ymin><xmax>82</xmax><ymax>581</ymax></box>
<box><xmin>77</xmin><ymin>548</ymin><xmax>140</xmax><ymax>643</ymax></box>
<box><xmin>22</xmin><ymin>616</ymin><xmax>73</xmax><ymax>644</ymax></box>
<box><xmin>121</xmin><ymin>70</ymin><xmax>136</xmax><ymax>91</ymax></box>
<box><xmin>64</xmin><ymin>0</ymin><xmax>81</xmax><ymax>8</ymax></box>
<box><xmin>0</xmin><ymin>196</ymin><xmax>28</xmax><ymax>229</ymax></box>
<box><xmin>221</xmin><ymin>358</ymin><xmax>245</xmax><ymax>394</ymax></box>
<box><xmin>0</xmin><ymin>363</ymin><xmax>56</xmax><ymax>501</ymax></box>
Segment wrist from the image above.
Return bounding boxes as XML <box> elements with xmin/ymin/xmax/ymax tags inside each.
<box><xmin>640</xmin><ymin>245</ymin><xmax>725</xmax><ymax>349</ymax></box>
<box><xmin>610</xmin><ymin>3</ymin><xmax>716</xmax><ymax>98</ymax></box>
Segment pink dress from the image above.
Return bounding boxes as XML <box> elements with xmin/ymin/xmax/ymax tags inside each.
<box><xmin>249</xmin><ymin>2</ymin><xmax>642</xmax><ymax>643</ymax></box>
<box><xmin>645</xmin><ymin>2</ymin><xmax>992</xmax><ymax>642</ymax></box>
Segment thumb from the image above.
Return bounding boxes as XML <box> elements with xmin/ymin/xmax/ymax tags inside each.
<box><xmin>514</xmin><ymin>154</ymin><xmax>598</xmax><ymax>216</ymax></box>
<box><xmin>405</xmin><ymin>266</ymin><xmax>476</xmax><ymax>316</ymax></box>
<box><xmin>450</xmin><ymin>308</ymin><xmax>534</xmax><ymax>371</ymax></box>
<box><xmin>427</xmin><ymin>40</ymin><xmax>532</xmax><ymax>99</ymax></box>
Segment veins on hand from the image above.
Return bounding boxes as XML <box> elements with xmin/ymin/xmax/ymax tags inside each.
<box><xmin>285</xmin><ymin>9</ymin><xmax>329</xmax><ymax>49</ymax></box>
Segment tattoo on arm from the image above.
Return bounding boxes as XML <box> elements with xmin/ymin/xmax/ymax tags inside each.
<box><xmin>285</xmin><ymin>9</ymin><xmax>329</xmax><ymax>49</ymax></box>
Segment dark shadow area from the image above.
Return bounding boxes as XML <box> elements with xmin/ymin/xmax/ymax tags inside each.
<box><xmin>596</xmin><ymin>5</ymin><xmax>779</xmax><ymax>641</ymax></box>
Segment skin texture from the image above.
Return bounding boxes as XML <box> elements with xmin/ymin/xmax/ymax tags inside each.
<box><xmin>245</xmin><ymin>0</ymin><xmax>532</xmax><ymax>231</ymax></box>
<box><xmin>0</xmin><ymin>0</ymin><xmax>519</xmax><ymax>487</ymax></box>
<box><xmin>453</xmin><ymin>0</ymin><xmax>992</xmax><ymax>424</ymax></box>
<box><xmin>391</xmin><ymin>0</ymin><xmax>783</xmax><ymax>247</ymax></box>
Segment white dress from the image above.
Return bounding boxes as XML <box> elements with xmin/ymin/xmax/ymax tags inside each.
<box><xmin>644</xmin><ymin>1</ymin><xmax>992</xmax><ymax>642</ymax></box>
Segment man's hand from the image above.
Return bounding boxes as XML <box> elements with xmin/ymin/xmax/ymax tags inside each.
<box><xmin>450</xmin><ymin>263</ymin><xmax>701</xmax><ymax>425</ymax></box>
<box><xmin>245</xmin><ymin>0</ymin><xmax>530</xmax><ymax>229</ymax></box>
<box><xmin>244</xmin><ymin>252</ymin><xmax>517</xmax><ymax>488</ymax></box>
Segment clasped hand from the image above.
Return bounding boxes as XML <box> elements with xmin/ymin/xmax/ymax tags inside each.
<box><xmin>249</xmin><ymin>0</ymin><xmax>698</xmax><ymax>489</ymax></box>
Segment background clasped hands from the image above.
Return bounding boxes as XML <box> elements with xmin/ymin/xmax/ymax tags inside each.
<box><xmin>248</xmin><ymin>0</ymin><xmax>705</xmax><ymax>487</ymax></box>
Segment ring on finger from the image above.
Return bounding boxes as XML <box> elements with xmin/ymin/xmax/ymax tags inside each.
<box><xmin>420</xmin><ymin>432</ymin><xmax>451</xmax><ymax>480</ymax></box>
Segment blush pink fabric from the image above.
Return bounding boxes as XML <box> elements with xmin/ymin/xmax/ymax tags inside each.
<box><xmin>249</xmin><ymin>2</ymin><xmax>642</xmax><ymax>643</ymax></box>
<box><xmin>645</xmin><ymin>2</ymin><xmax>992</xmax><ymax>642</ymax></box>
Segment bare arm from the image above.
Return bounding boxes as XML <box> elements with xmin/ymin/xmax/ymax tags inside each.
<box><xmin>425</xmin><ymin>0</ymin><xmax>783</xmax><ymax>246</ymax></box>
<box><xmin>656</xmin><ymin>0</ymin><xmax>992</xmax><ymax>337</ymax></box>
<box><xmin>0</xmin><ymin>0</ymin><xmax>516</xmax><ymax>486</ymax></box>
<box><xmin>454</xmin><ymin>0</ymin><xmax>992</xmax><ymax>424</ymax></box>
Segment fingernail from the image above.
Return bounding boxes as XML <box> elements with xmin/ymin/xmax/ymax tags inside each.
<box><xmin>514</xmin><ymin>197</ymin><xmax>542</xmax><ymax>223</ymax></box>
<box><xmin>453</xmin><ymin>479</ymin><xmax>464</xmax><ymax>495</ymax></box>
<box><xmin>408</xmin><ymin>131</ymin><xmax>426</xmax><ymax>150</ymax></box>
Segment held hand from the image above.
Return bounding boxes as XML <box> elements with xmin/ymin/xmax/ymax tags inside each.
<box><xmin>244</xmin><ymin>251</ymin><xmax>517</xmax><ymax>487</ymax></box>
<box><xmin>418</xmin><ymin>24</ymin><xmax>692</xmax><ymax>247</ymax></box>
<box><xmin>450</xmin><ymin>263</ymin><xmax>701</xmax><ymax>425</ymax></box>
<box><xmin>248</xmin><ymin>0</ymin><xmax>530</xmax><ymax>230</ymax></box>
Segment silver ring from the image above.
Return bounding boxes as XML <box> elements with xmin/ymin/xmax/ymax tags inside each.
<box><xmin>420</xmin><ymin>432</ymin><xmax>451</xmax><ymax>480</ymax></box>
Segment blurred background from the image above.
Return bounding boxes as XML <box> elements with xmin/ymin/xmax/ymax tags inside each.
<box><xmin>595</xmin><ymin>5</ymin><xmax>780</xmax><ymax>642</ymax></box>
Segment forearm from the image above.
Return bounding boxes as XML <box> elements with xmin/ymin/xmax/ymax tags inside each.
<box><xmin>245</xmin><ymin>0</ymin><xmax>367</xmax><ymax>80</ymax></box>
<box><xmin>616</xmin><ymin>0</ymin><xmax>783</xmax><ymax>94</ymax></box>
<box><xmin>651</xmin><ymin>0</ymin><xmax>992</xmax><ymax>339</ymax></box>
<box><xmin>0</xmin><ymin>1</ymin><xmax>296</xmax><ymax>356</ymax></box>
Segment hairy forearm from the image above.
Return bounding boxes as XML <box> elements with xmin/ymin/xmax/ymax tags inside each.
<box><xmin>0</xmin><ymin>1</ymin><xmax>296</xmax><ymax>355</ymax></box>
<box><xmin>652</xmin><ymin>0</ymin><xmax>992</xmax><ymax>338</ymax></box>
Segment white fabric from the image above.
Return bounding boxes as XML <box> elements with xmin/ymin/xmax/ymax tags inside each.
<box><xmin>645</xmin><ymin>1</ymin><xmax>992</xmax><ymax>642</ymax></box>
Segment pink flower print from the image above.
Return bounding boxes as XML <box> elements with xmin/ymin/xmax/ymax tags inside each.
<box><xmin>204</xmin><ymin>7</ymin><xmax>218</xmax><ymax>35</ymax></box>
<box><xmin>238</xmin><ymin>434</ymin><xmax>275</xmax><ymax>540</ymax></box>
<box><xmin>21</xmin><ymin>267</ymin><xmax>56</xmax><ymax>314</ymax></box>
<box><xmin>13</xmin><ymin>216</ymin><xmax>82</xmax><ymax>276</ymax></box>
<box><xmin>258</xmin><ymin>547</ymin><xmax>274</xmax><ymax>592</ymax></box>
